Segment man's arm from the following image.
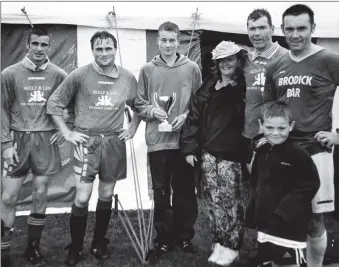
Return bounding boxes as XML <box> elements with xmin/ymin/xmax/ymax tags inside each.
<box><xmin>47</xmin><ymin>73</ymin><xmax>89</xmax><ymax>145</ymax></box>
<box><xmin>263</xmin><ymin>64</ymin><xmax>277</xmax><ymax>103</ymax></box>
<box><xmin>1</xmin><ymin>72</ymin><xmax>19</xmax><ymax>166</ymax></box>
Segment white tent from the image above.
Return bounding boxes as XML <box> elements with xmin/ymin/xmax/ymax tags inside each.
<box><xmin>1</xmin><ymin>1</ymin><xmax>339</xmax><ymax>214</ymax></box>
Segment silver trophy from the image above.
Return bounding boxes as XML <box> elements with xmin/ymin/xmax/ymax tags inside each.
<box><xmin>153</xmin><ymin>92</ymin><xmax>177</xmax><ymax>132</ymax></box>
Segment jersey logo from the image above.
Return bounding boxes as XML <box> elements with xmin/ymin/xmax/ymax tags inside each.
<box><xmin>252</xmin><ymin>72</ymin><xmax>266</xmax><ymax>86</ymax></box>
<box><xmin>95</xmin><ymin>95</ymin><xmax>114</xmax><ymax>106</ymax></box>
<box><xmin>28</xmin><ymin>90</ymin><xmax>46</xmax><ymax>102</ymax></box>
<box><xmin>280</xmin><ymin>162</ymin><xmax>292</xmax><ymax>166</ymax></box>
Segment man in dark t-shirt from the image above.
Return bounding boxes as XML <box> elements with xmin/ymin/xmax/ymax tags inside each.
<box><xmin>264</xmin><ymin>4</ymin><xmax>339</xmax><ymax>266</ymax></box>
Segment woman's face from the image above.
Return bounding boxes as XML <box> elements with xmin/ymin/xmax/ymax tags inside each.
<box><xmin>218</xmin><ymin>54</ymin><xmax>239</xmax><ymax>77</ymax></box>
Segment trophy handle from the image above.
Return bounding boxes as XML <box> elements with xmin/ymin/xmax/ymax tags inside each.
<box><xmin>168</xmin><ymin>92</ymin><xmax>176</xmax><ymax>115</ymax></box>
<box><xmin>153</xmin><ymin>92</ymin><xmax>160</xmax><ymax>109</ymax></box>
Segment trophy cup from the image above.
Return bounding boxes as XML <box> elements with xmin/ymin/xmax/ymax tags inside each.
<box><xmin>153</xmin><ymin>92</ymin><xmax>177</xmax><ymax>132</ymax></box>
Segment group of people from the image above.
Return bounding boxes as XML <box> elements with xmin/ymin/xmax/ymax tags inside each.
<box><xmin>1</xmin><ymin>3</ymin><xmax>339</xmax><ymax>267</ymax></box>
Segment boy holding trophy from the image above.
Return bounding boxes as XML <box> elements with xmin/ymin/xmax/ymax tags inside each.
<box><xmin>135</xmin><ymin>21</ymin><xmax>202</xmax><ymax>261</ymax></box>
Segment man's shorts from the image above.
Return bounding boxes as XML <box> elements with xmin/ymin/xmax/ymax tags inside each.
<box><xmin>311</xmin><ymin>152</ymin><xmax>335</xmax><ymax>213</ymax></box>
<box><xmin>257</xmin><ymin>241</ymin><xmax>306</xmax><ymax>265</ymax></box>
<box><xmin>73</xmin><ymin>133</ymin><xmax>126</xmax><ymax>183</ymax></box>
<box><xmin>2</xmin><ymin>130</ymin><xmax>61</xmax><ymax>178</ymax></box>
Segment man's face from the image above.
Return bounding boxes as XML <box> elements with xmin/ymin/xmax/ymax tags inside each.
<box><xmin>92</xmin><ymin>37</ymin><xmax>116</xmax><ymax>67</ymax></box>
<box><xmin>26</xmin><ymin>34</ymin><xmax>50</xmax><ymax>65</ymax></box>
<box><xmin>157</xmin><ymin>30</ymin><xmax>180</xmax><ymax>57</ymax></box>
<box><xmin>247</xmin><ymin>16</ymin><xmax>274</xmax><ymax>51</ymax></box>
<box><xmin>259</xmin><ymin>116</ymin><xmax>294</xmax><ymax>145</ymax></box>
<box><xmin>218</xmin><ymin>55</ymin><xmax>239</xmax><ymax>77</ymax></box>
<box><xmin>282</xmin><ymin>13</ymin><xmax>315</xmax><ymax>54</ymax></box>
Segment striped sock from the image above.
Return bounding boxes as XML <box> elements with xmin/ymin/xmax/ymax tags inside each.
<box><xmin>1</xmin><ymin>226</ymin><xmax>13</xmax><ymax>253</ymax></box>
<box><xmin>27</xmin><ymin>213</ymin><xmax>47</xmax><ymax>244</ymax></box>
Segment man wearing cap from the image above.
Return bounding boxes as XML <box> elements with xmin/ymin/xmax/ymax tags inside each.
<box><xmin>181</xmin><ymin>41</ymin><xmax>252</xmax><ymax>266</ymax></box>
<box><xmin>243</xmin><ymin>9</ymin><xmax>287</xmax><ymax>141</ymax></box>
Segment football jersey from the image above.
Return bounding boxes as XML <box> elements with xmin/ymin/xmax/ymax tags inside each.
<box><xmin>243</xmin><ymin>44</ymin><xmax>287</xmax><ymax>139</ymax></box>
<box><xmin>47</xmin><ymin>63</ymin><xmax>137</xmax><ymax>133</ymax></box>
<box><xmin>265</xmin><ymin>48</ymin><xmax>339</xmax><ymax>133</ymax></box>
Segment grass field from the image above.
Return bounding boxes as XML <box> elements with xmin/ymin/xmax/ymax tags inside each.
<box><xmin>8</xmin><ymin>198</ymin><xmax>339</xmax><ymax>267</ymax></box>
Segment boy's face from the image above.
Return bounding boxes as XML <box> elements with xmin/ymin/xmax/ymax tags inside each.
<box><xmin>157</xmin><ymin>30</ymin><xmax>180</xmax><ymax>57</ymax></box>
<box><xmin>259</xmin><ymin>116</ymin><xmax>295</xmax><ymax>145</ymax></box>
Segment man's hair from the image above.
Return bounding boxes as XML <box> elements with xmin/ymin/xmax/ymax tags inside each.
<box><xmin>260</xmin><ymin>101</ymin><xmax>293</xmax><ymax>123</ymax></box>
<box><xmin>282</xmin><ymin>4</ymin><xmax>315</xmax><ymax>25</ymax></box>
<box><xmin>158</xmin><ymin>21</ymin><xmax>180</xmax><ymax>39</ymax></box>
<box><xmin>247</xmin><ymin>8</ymin><xmax>273</xmax><ymax>27</ymax></box>
<box><xmin>26</xmin><ymin>27</ymin><xmax>51</xmax><ymax>44</ymax></box>
<box><xmin>90</xmin><ymin>31</ymin><xmax>117</xmax><ymax>50</ymax></box>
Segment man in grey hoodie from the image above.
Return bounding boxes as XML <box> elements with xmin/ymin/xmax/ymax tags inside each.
<box><xmin>135</xmin><ymin>21</ymin><xmax>202</xmax><ymax>261</ymax></box>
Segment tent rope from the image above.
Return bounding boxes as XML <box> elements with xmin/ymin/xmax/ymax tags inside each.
<box><xmin>186</xmin><ymin>7</ymin><xmax>199</xmax><ymax>57</ymax></box>
<box><xmin>21</xmin><ymin>7</ymin><xmax>34</xmax><ymax>28</ymax></box>
<box><xmin>107</xmin><ymin>7</ymin><xmax>154</xmax><ymax>264</ymax></box>
<box><xmin>106</xmin><ymin>6</ymin><xmax>123</xmax><ymax>67</ymax></box>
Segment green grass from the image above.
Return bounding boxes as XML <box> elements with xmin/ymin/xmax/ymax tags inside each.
<box><xmin>8</xmin><ymin>199</ymin><xmax>339</xmax><ymax>267</ymax></box>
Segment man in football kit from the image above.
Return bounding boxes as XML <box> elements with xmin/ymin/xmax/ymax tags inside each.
<box><xmin>264</xmin><ymin>4</ymin><xmax>339</xmax><ymax>266</ymax></box>
<box><xmin>47</xmin><ymin>30</ymin><xmax>141</xmax><ymax>266</ymax></box>
<box><xmin>243</xmin><ymin>8</ymin><xmax>287</xmax><ymax>140</ymax></box>
<box><xmin>1</xmin><ymin>28</ymin><xmax>67</xmax><ymax>266</ymax></box>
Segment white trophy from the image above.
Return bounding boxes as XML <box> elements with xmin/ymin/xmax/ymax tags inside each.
<box><xmin>153</xmin><ymin>92</ymin><xmax>177</xmax><ymax>132</ymax></box>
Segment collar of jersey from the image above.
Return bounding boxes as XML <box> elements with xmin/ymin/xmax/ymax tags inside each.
<box><xmin>21</xmin><ymin>54</ymin><xmax>49</xmax><ymax>72</ymax></box>
<box><xmin>92</xmin><ymin>61</ymin><xmax>119</xmax><ymax>79</ymax></box>
<box><xmin>289</xmin><ymin>45</ymin><xmax>324</xmax><ymax>62</ymax></box>
<box><xmin>251</xmin><ymin>41</ymin><xmax>280</xmax><ymax>61</ymax></box>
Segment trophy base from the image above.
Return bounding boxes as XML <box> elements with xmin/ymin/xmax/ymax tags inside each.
<box><xmin>158</xmin><ymin>121</ymin><xmax>172</xmax><ymax>132</ymax></box>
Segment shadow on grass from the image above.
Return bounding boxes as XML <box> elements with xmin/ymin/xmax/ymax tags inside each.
<box><xmin>9</xmin><ymin>198</ymin><xmax>339</xmax><ymax>267</ymax></box>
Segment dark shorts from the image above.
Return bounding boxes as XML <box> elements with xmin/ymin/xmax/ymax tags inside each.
<box><xmin>73</xmin><ymin>133</ymin><xmax>126</xmax><ymax>183</ymax></box>
<box><xmin>257</xmin><ymin>242</ymin><xmax>306</xmax><ymax>265</ymax></box>
<box><xmin>2</xmin><ymin>130</ymin><xmax>61</xmax><ymax>178</ymax></box>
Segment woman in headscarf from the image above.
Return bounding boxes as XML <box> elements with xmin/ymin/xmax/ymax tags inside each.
<box><xmin>180</xmin><ymin>41</ymin><xmax>252</xmax><ymax>266</ymax></box>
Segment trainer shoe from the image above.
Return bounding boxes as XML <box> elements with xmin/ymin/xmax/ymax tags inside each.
<box><xmin>214</xmin><ymin>245</ymin><xmax>239</xmax><ymax>266</ymax></box>
<box><xmin>65</xmin><ymin>243</ymin><xmax>83</xmax><ymax>266</ymax></box>
<box><xmin>24</xmin><ymin>240</ymin><xmax>44</xmax><ymax>264</ymax></box>
<box><xmin>175</xmin><ymin>240</ymin><xmax>198</xmax><ymax>253</ymax></box>
<box><xmin>91</xmin><ymin>238</ymin><xmax>110</xmax><ymax>260</ymax></box>
<box><xmin>208</xmin><ymin>243</ymin><xmax>222</xmax><ymax>263</ymax></box>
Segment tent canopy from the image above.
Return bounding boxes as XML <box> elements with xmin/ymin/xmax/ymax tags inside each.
<box><xmin>2</xmin><ymin>2</ymin><xmax>339</xmax><ymax>38</ymax></box>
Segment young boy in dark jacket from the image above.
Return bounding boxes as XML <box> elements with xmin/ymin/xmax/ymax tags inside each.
<box><xmin>248</xmin><ymin>101</ymin><xmax>320</xmax><ymax>266</ymax></box>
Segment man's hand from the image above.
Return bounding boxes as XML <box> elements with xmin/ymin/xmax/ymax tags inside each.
<box><xmin>152</xmin><ymin>108</ymin><xmax>168</xmax><ymax>121</ymax></box>
<box><xmin>314</xmin><ymin>131</ymin><xmax>339</xmax><ymax>147</ymax></box>
<box><xmin>118</xmin><ymin>129</ymin><xmax>134</xmax><ymax>142</ymax></box>
<box><xmin>171</xmin><ymin>115</ymin><xmax>186</xmax><ymax>132</ymax></box>
<box><xmin>50</xmin><ymin>130</ymin><xmax>64</xmax><ymax>144</ymax></box>
<box><xmin>63</xmin><ymin>131</ymin><xmax>89</xmax><ymax>145</ymax></box>
<box><xmin>186</xmin><ymin>155</ymin><xmax>197</xmax><ymax>167</ymax></box>
<box><xmin>3</xmin><ymin>144</ymin><xmax>19</xmax><ymax>166</ymax></box>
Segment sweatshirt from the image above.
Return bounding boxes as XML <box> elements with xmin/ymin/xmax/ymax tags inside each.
<box><xmin>47</xmin><ymin>63</ymin><xmax>137</xmax><ymax>134</ymax></box>
<box><xmin>1</xmin><ymin>60</ymin><xmax>67</xmax><ymax>150</ymax></box>
<box><xmin>134</xmin><ymin>54</ymin><xmax>202</xmax><ymax>152</ymax></box>
<box><xmin>180</xmin><ymin>73</ymin><xmax>252</xmax><ymax>163</ymax></box>
<box><xmin>248</xmin><ymin>134</ymin><xmax>320</xmax><ymax>242</ymax></box>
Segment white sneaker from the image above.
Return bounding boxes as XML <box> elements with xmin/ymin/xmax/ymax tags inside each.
<box><xmin>215</xmin><ymin>246</ymin><xmax>239</xmax><ymax>266</ymax></box>
<box><xmin>208</xmin><ymin>243</ymin><xmax>221</xmax><ymax>263</ymax></box>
